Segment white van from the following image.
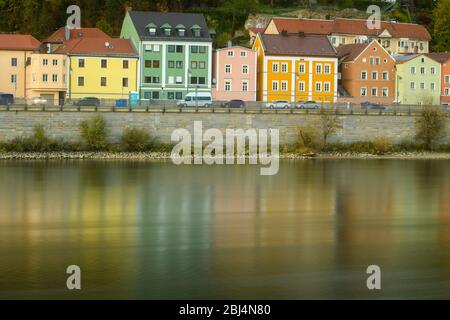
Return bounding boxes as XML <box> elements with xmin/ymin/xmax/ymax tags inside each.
<box><xmin>177</xmin><ymin>92</ymin><xmax>212</xmax><ymax>107</ymax></box>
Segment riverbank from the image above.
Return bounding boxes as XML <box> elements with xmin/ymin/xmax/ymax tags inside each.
<box><xmin>1</xmin><ymin>151</ymin><xmax>449</xmax><ymax>160</ymax></box>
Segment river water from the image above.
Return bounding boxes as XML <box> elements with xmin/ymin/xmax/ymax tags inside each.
<box><xmin>0</xmin><ymin>159</ymin><xmax>449</xmax><ymax>299</ymax></box>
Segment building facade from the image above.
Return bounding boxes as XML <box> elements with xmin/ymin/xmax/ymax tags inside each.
<box><xmin>55</xmin><ymin>38</ymin><xmax>138</xmax><ymax>100</ymax></box>
<box><xmin>120</xmin><ymin>10</ymin><xmax>213</xmax><ymax>101</ymax></box>
<box><xmin>426</xmin><ymin>52</ymin><xmax>450</xmax><ymax>105</ymax></box>
<box><xmin>0</xmin><ymin>34</ymin><xmax>41</xmax><ymax>100</ymax></box>
<box><xmin>338</xmin><ymin>40</ymin><xmax>396</xmax><ymax>104</ymax></box>
<box><xmin>264</xmin><ymin>18</ymin><xmax>431</xmax><ymax>55</ymax></box>
<box><xmin>253</xmin><ymin>33</ymin><xmax>338</xmax><ymax>103</ymax></box>
<box><xmin>395</xmin><ymin>54</ymin><xmax>441</xmax><ymax>105</ymax></box>
<box><xmin>212</xmin><ymin>46</ymin><xmax>257</xmax><ymax>101</ymax></box>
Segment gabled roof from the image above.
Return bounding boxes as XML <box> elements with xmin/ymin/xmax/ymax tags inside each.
<box><xmin>0</xmin><ymin>34</ymin><xmax>41</xmax><ymax>51</ymax></box>
<box><xmin>46</xmin><ymin>27</ymin><xmax>111</xmax><ymax>43</ymax></box>
<box><xmin>269</xmin><ymin>18</ymin><xmax>432</xmax><ymax>41</ymax></box>
<box><xmin>425</xmin><ymin>52</ymin><xmax>450</xmax><ymax>63</ymax></box>
<box><xmin>127</xmin><ymin>11</ymin><xmax>211</xmax><ymax>41</ymax></box>
<box><xmin>259</xmin><ymin>33</ymin><xmax>337</xmax><ymax>57</ymax></box>
<box><xmin>249</xmin><ymin>27</ymin><xmax>265</xmax><ymax>35</ymax></box>
<box><xmin>337</xmin><ymin>43</ymin><xmax>370</xmax><ymax>62</ymax></box>
<box><xmin>54</xmin><ymin>38</ymin><xmax>137</xmax><ymax>57</ymax></box>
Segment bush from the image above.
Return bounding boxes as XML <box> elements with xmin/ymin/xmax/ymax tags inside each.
<box><xmin>3</xmin><ymin>126</ymin><xmax>68</xmax><ymax>152</ymax></box>
<box><xmin>121</xmin><ymin>128</ymin><xmax>152</xmax><ymax>152</ymax></box>
<box><xmin>297</xmin><ymin>127</ymin><xmax>323</xmax><ymax>152</ymax></box>
<box><xmin>80</xmin><ymin>115</ymin><xmax>107</xmax><ymax>150</ymax></box>
<box><xmin>372</xmin><ymin>136</ymin><xmax>393</xmax><ymax>155</ymax></box>
<box><xmin>415</xmin><ymin>106</ymin><xmax>447</xmax><ymax>150</ymax></box>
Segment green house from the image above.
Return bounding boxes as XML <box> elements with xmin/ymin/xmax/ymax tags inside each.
<box><xmin>120</xmin><ymin>11</ymin><xmax>213</xmax><ymax>101</ymax></box>
<box><xmin>395</xmin><ymin>54</ymin><xmax>442</xmax><ymax>105</ymax></box>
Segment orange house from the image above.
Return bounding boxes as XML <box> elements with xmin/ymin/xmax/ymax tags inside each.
<box><xmin>337</xmin><ymin>40</ymin><xmax>396</xmax><ymax>104</ymax></box>
<box><xmin>252</xmin><ymin>32</ymin><xmax>338</xmax><ymax>103</ymax></box>
<box><xmin>426</xmin><ymin>52</ymin><xmax>450</xmax><ymax>105</ymax></box>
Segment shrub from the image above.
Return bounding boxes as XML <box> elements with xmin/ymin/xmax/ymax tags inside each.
<box><xmin>297</xmin><ymin>127</ymin><xmax>323</xmax><ymax>152</ymax></box>
<box><xmin>3</xmin><ymin>126</ymin><xmax>66</xmax><ymax>152</ymax></box>
<box><xmin>415</xmin><ymin>106</ymin><xmax>447</xmax><ymax>150</ymax></box>
<box><xmin>372</xmin><ymin>136</ymin><xmax>393</xmax><ymax>155</ymax></box>
<box><xmin>80</xmin><ymin>115</ymin><xmax>107</xmax><ymax>150</ymax></box>
<box><xmin>319</xmin><ymin>112</ymin><xmax>339</xmax><ymax>145</ymax></box>
<box><xmin>121</xmin><ymin>128</ymin><xmax>151</xmax><ymax>152</ymax></box>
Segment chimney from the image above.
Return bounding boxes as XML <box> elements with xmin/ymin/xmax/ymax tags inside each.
<box><xmin>65</xmin><ymin>26</ymin><xmax>71</xmax><ymax>41</ymax></box>
<box><xmin>227</xmin><ymin>40</ymin><xmax>232</xmax><ymax>48</ymax></box>
<box><xmin>281</xmin><ymin>29</ymin><xmax>288</xmax><ymax>36</ymax></box>
<box><xmin>298</xmin><ymin>31</ymin><xmax>305</xmax><ymax>37</ymax></box>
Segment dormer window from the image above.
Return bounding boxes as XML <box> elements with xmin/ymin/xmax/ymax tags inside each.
<box><xmin>191</xmin><ymin>25</ymin><xmax>201</xmax><ymax>37</ymax></box>
<box><xmin>161</xmin><ymin>23</ymin><xmax>172</xmax><ymax>36</ymax></box>
<box><xmin>146</xmin><ymin>23</ymin><xmax>157</xmax><ymax>36</ymax></box>
<box><xmin>176</xmin><ymin>24</ymin><xmax>186</xmax><ymax>37</ymax></box>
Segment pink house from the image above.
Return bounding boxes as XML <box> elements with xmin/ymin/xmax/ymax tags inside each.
<box><xmin>212</xmin><ymin>46</ymin><xmax>257</xmax><ymax>101</ymax></box>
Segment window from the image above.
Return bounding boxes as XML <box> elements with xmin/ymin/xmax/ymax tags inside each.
<box><xmin>199</xmin><ymin>46</ymin><xmax>206</xmax><ymax>54</ymax></box>
<box><xmin>361</xmin><ymin>87</ymin><xmax>367</xmax><ymax>96</ymax></box>
<box><xmin>149</xmin><ymin>28</ymin><xmax>156</xmax><ymax>36</ymax></box>
<box><xmin>431</xmin><ymin>67</ymin><xmax>435</xmax><ymax>75</ymax></box>
<box><xmin>241</xmin><ymin>51</ymin><xmax>247</xmax><ymax>57</ymax></box>
<box><xmin>175</xmin><ymin>61</ymin><xmax>182</xmax><ymax>69</ymax></box>
<box><xmin>101</xmin><ymin>77</ymin><xmax>107</xmax><ymax>87</ymax></box>
<box><xmin>168</xmin><ymin>92</ymin><xmax>175</xmax><ymax>100</ymax></box>
<box><xmin>298</xmin><ymin>81</ymin><xmax>305</xmax><ymax>92</ymax></box>
<box><xmin>122</xmin><ymin>78</ymin><xmax>129</xmax><ymax>87</ymax></box>
<box><xmin>420</xmin><ymin>82</ymin><xmax>425</xmax><ymax>89</ymax></box>
<box><xmin>144</xmin><ymin>76</ymin><xmax>160</xmax><ymax>84</ymax></box>
<box><xmin>371</xmin><ymin>88</ymin><xmax>377</xmax><ymax>96</ymax></box>
<box><xmin>164</xmin><ymin>28</ymin><xmax>171</xmax><ymax>36</ymax></box>
<box><xmin>198</xmin><ymin>77</ymin><xmax>206</xmax><ymax>85</ymax></box>
<box><xmin>176</xmin><ymin>92</ymin><xmax>182</xmax><ymax>100</ymax></box>
<box><xmin>372</xmin><ymin>72</ymin><xmax>378</xmax><ymax>80</ymax></box>
<box><xmin>193</xmin><ymin>29</ymin><xmax>201</xmax><ymax>37</ymax></box>
<box><xmin>42</xmin><ymin>74</ymin><xmax>48</xmax><ymax>82</ymax></box>
<box><xmin>281</xmin><ymin>63</ymin><xmax>288</xmax><ymax>73</ymax></box>
<box><xmin>168</xmin><ymin>45</ymin><xmax>176</xmax><ymax>53</ymax></box>
<box><xmin>324</xmin><ymin>64</ymin><xmax>331</xmax><ymax>74</ymax></box>
<box><xmin>324</xmin><ymin>82</ymin><xmax>330</xmax><ymax>92</ymax></box>
<box><xmin>199</xmin><ymin>61</ymin><xmax>205</xmax><ymax>69</ymax></box>
<box><xmin>43</xmin><ymin>59</ymin><xmax>48</xmax><ymax>66</ymax></box>
<box><xmin>410</xmin><ymin>82</ymin><xmax>415</xmax><ymax>89</ymax></box>
<box><xmin>78</xmin><ymin>76</ymin><xmax>84</xmax><ymax>86</ymax></box>
<box><xmin>242</xmin><ymin>65</ymin><xmax>248</xmax><ymax>74</ymax></box>
<box><xmin>227</xmin><ymin>51</ymin><xmax>234</xmax><ymax>57</ymax></box>
<box><xmin>272</xmin><ymin>81</ymin><xmax>278</xmax><ymax>91</ymax></box>
<box><xmin>52</xmin><ymin>74</ymin><xmax>57</xmax><ymax>82</ymax></box>
<box><xmin>101</xmin><ymin>59</ymin><xmax>107</xmax><ymax>68</ymax></box>
<box><xmin>445</xmin><ymin>88</ymin><xmax>450</xmax><ymax>96</ymax></box>
<box><xmin>430</xmin><ymin>83</ymin><xmax>436</xmax><ymax>90</ymax></box>
<box><xmin>11</xmin><ymin>58</ymin><xmax>17</xmax><ymax>67</ymax></box>
<box><xmin>420</xmin><ymin>67</ymin><xmax>425</xmax><ymax>74</ymax></box>
<box><xmin>299</xmin><ymin>63</ymin><xmax>305</xmax><ymax>74</ymax></box>
<box><xmin>191</xmin><ymin>46</ymin><xmax>198</xmax><ymax>53</ymax></box>
<box><xmin>382</xmin><ymin>72</ymin><xmax>388</xmax><ymax>80</ymax></box>
<box><xmin>191</xmin><ymin>61</ymin><xmax>197</xmax><ymax>69</ymax></box>
<box><xmin>191</xmin><ymin>77</ymin><xmax>198</xmax><ymax>85</ymax></box>
<box><xmin>11</xmin><ymin>74</ymin><xmax>17</xmax><ymax>83</ymax></box>
<box><xmin>445</xmin><ymin>76</ymin><xmax>450</xmax><ymax>84</ymax></box>
<box><xmin>411</xmin><ymin>67</ymin><xmax>416</xmax><ymax>74</ymax></box>
<box><xmin>225</xmin><ymin>64</ymin><xmax>231</xmax><ymax>73</ymax></box>
<box><xmin>316</xmin><ymin>64</ymin><xmax>322</xmax><ymax>74</ymax></box>
<box><xmin>168</xmin><ymin>76</ymin><xmax>174</xmax><ymax>84</ymax></box>
<box><xmin>281</xmin><ymin>81</ymin><xmax>288</xmax><ymax>91</ymax></box>
<box><xmin>123</xmin><ymin>60</ymin><xmax>129</xmax><ymax>69</ymax></box>
<box><xmin>176</xmin><ymin>45</ymin><xmax>183</xmax><ymax>53</ymax></box>
<box><xmin>145</xmin><ymin>60</ymin><xmax>160</xmax><ymax>68</ymax></box>
<box><xmin>272</xmin><ymin>63</ymin><xmax>278</xmax><ymax>73</ymax></box>
<box><xmin>225</xmin><ymin>80</ymin><xmax>231</xmax><ymax>91</ymax></box>
<box><xmin>382</xmin><ymin>88</ymin><xmax>388</xmax><ymax>97</ymax></box>
<box><xmin>178</xmin><ymin>29</ymin><xmax>185</xmax><ymax>37</ymax></box>
<box><xmin>176</xmin><ymin>76</ymin><xmax>182</xmax><ymax>84</ymax></box>
<box><xmin>242</xmin><ymin>81</ymin><xmax>248</xmax><ymax>92</ymax></box>
<box><xmin>315</xmin><ymin>82</ymin><xmax>322</xmax><ymax>92</ymax></box>
<box><xmin>78</xmin><ymin>59</ymin><xmax>85</xmax><ymax>68</ymax></box>
<box><xmin>361</xmin><ymin>71</ymin><xmax>367</xmax><ymax>80</ymax></box>
<box><xmin>52</xmin><ymin>59</ymin><xmax>58</xmax><ymax>66</ymax></box>
<box><xmin>370</xmin><ymin>57</ymin><xmax>374</xmax><ymax>65</ymax></box>
<box><xmin>152</xmin><ymin>92</ymin><xmax>160</xmax><ymax>99</ymax></box>
<box><xmin>168</xmin><ymin>61</ymin><xmax>175</xmax><ymax>68</ymax></box>
<box><xmin>375</xmin><ymin>57</ymin><xmax>380</xmax><ymax>65</ymax></box>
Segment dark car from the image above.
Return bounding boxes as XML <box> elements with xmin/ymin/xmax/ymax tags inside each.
<box><xmin>0</xmin><ymin>93</ymin><xmax>14</xmax><ymax>105</ymax></box>
<box><xmin>223</xmin><ymin>100</ymin><xmax>245</xmax><ymax>108</ymax></box>
<box><xmin>361</xmin><ymin>101</ymin><xmax>388</xmax><ymax>110</ymax></box>
<box><xmin>75</xmin><ymin>97</ymin><xmax>101</xmax><ymax>107</ymax></box>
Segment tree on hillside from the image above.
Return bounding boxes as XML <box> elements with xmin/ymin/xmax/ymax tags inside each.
<box><xmin>433</xmin><ymin>0</ymin><xmax>450</xmax><ymax>51</ymax></box>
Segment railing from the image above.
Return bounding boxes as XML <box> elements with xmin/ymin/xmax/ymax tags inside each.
<box><xmin>0</xmin><ymin>100</ymin><xmax>449</xmax><ymax>117</ymax></box>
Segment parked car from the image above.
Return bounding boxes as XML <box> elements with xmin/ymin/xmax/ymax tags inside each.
<box><xmin>266</xmin><ymin>100</ymin><xmax>291</xmax><ymax>109</ymax></box>
<box><xmin>177</xmin><ymin>92</ymin><xmax>212</xmax><ymax>108</ymax></box>
<box><xmin>0</xmin><ymin>93</ymin><xmax>14</xmax><ymax>105</ymax></box>
<box><xmin>223</xmin><ymin>100</ymin><xmax>245</xmax><ymax>108</ymax></box>
<box><xmin>361</xmin><ymin>101</ymin><xmax>388</xmax><ymax>110</ymax></box>
<box><xmin>296</xmin><ymin>101</ymin><xmax>320</xmax><ymax>110</ymax></box>
<box><xmin>29</xmin><ymin>97</ymin><xmax>48</xmax><ymax>105</ymax></box>
<box><xmin>75</xmin><ymin>97</ymin><xmax>101</xmax><ymax>107</ymax></box>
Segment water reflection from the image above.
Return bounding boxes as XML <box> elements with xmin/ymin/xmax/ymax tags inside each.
<box><xmin>0</xmin><ymin>159</ymin><xmax>449</xmax><ymax>299</ymax></box>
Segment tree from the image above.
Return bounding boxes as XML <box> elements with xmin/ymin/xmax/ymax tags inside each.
<box><xmin>320</xmin><ymin>112</ymin><xmax>339</xmax><ymax>146</ymax></box>
<box><xmin>415</xmin><ymin>106</ymin><xmax>447</xmax><ymax>150</ymax></box>
<box><xmin>433</xmin><ymin>0</ymin><xmax>450</xmax><ymax>52</ymax></box>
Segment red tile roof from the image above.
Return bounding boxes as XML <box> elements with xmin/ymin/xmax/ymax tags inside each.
<box><xmin>0</xmin><ymin>34</ymin><xmax>41</xmax><ymax>51</ymax></box>
<box><xmin>426</xmin><ymin>52</ymin><xmax>450</xmax><ymax>63</ymax></box>
<box><xmin>337</xmin><ymin>43</ymin><xmax>370</xmax><ymax>62</ymax></box>
<box><xmin>249</xmin><ymin>27</ymin><xmax>266</xmax><ymax>35</ymax></box>
<box><xmin>270</xmin><ymin>18</ymin><xmax>432</xmax><ymax>41</ymax></box>
<box><xmin>54</xmin><ymin>38</ymin><xmax>137</xmax><ymax>57</ymax></box>
<box><xmin>260</xmin><ymin>33</ymin><xmax>337</xmax><ymax>57</ymax></box>
<box><xmin>46</xmin><ymin>27</ymin><xmax>111</xmax><ymax>43</ymax></box>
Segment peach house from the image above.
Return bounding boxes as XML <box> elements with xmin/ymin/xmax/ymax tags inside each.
<box><xmin>212</xmin><ymin>45</ymin><xmax>257</xmax><ymax>101</ymax></box>
<box><xmin>337</xmin><ymin>40</ymin><xmax>396</xmax><ymax>104</ymax></box>
<box><xmin>426</xmin><ymin>52</ymin><xmax>450</xmax><ymax>105</ymax></box>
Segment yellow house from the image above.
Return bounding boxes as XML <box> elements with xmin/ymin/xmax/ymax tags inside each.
<box><xmin>0</xmin><ymin>34</ymin><xmax>41</xmax><ymax>100</ymax></box>
<box><xmin>55</xmin><ymin>37</ymin><xmax>138</xmax><ymax>101</ymax></box>
<box><xmin>253</xmin><ymin>32</ymin><xmax>338</xmax><ymax>103</ymax></box>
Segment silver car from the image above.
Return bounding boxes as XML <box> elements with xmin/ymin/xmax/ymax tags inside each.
<box><xmin>265</xmin><ymin>100</ymin><xmax>291</xmax><ymax>109</ymax></box>
<box><xmin>296</xmin><ymin>101</ymin><xmax>320</xmax><ymax>110</ymax></box>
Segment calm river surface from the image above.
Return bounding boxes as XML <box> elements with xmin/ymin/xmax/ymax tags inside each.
<box><xmin>0</xmin><ymin>159</ymin><xmax>449</xmax><ymax>299</ymax></box>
